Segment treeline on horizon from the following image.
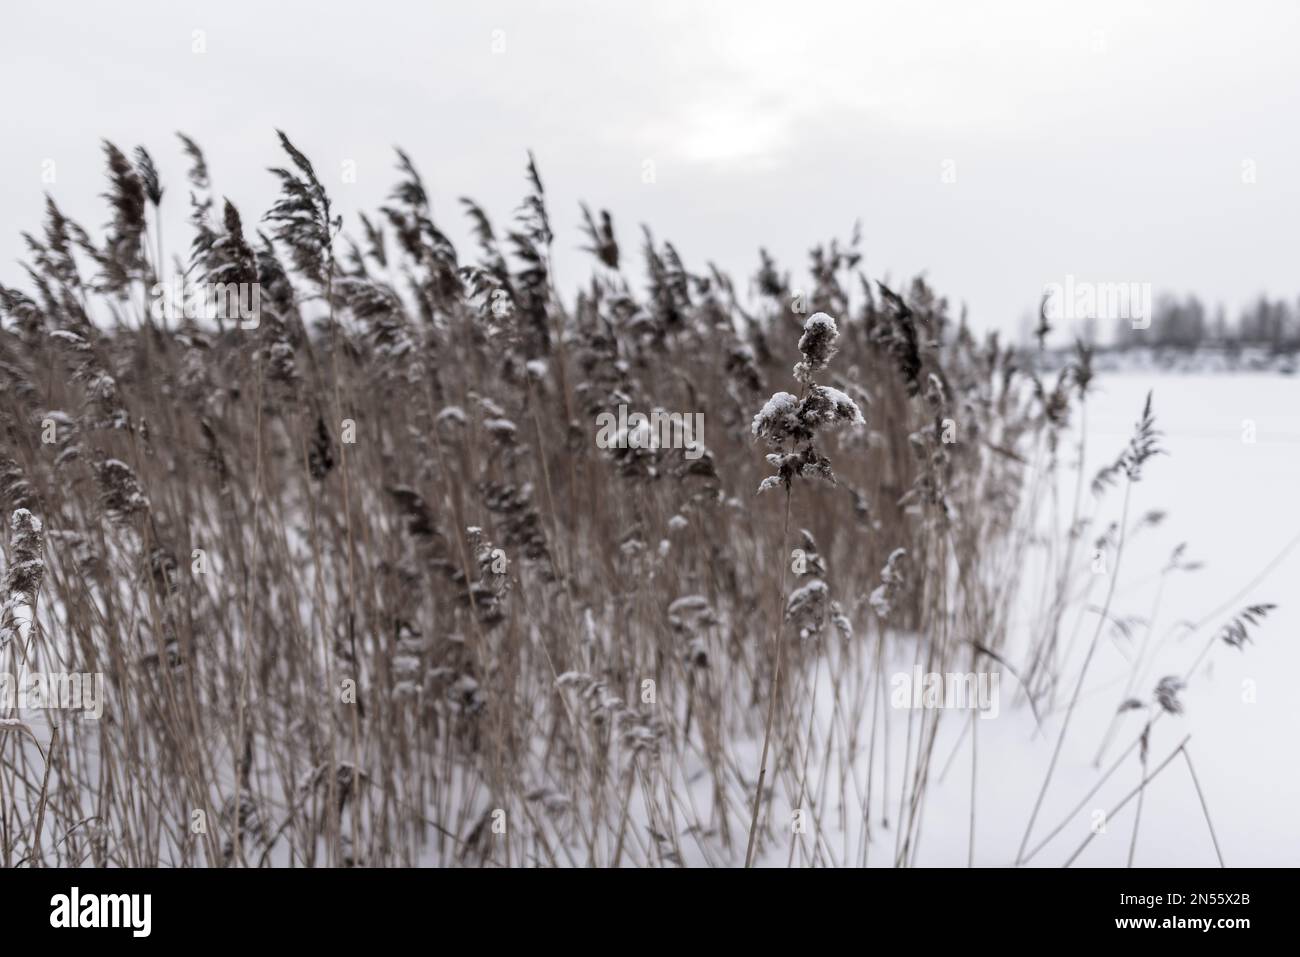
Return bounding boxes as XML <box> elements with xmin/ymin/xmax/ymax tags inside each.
<box><xmin>1104</xmin><ymin>293</ymin><xmax>1300</xmax><ymax>352</ymax></box>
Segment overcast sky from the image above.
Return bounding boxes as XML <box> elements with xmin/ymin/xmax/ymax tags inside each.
<box><xmin>3</xmin><ymin>0</ymin><xmax>1299</xmax><ymax>337</ymax></box>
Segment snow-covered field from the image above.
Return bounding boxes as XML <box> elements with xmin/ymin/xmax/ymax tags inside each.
<box><xmin>897</xmin><ymin>371</ymin><xmax>1299</xmax><ymax>866</ymax></box>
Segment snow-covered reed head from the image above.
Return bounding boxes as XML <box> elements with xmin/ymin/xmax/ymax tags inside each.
<box><xmin>1</xmin><ymin>508</ymin><xmax>44</xmax><ymax>651</ymax></box>
<box><xmin>794</xmin><ymin>311</ymin><xmax>839</xmax><ymax>383</ymax></box>
<box><xmin>751</xmin><ymin>391</ymin><xmax>800</xmax><ymax>445</ymax></box>
<box><xmin>869</xmin><ymin>547</ymin><xmax>907</xmax><ymax>620</ymax></box>
<box><xmin>92</xmin><ymin>456</ymin><xmax>151</xmax><ymax>526</ymax></box>
<box><xmin>3</xmin><ymin>508</ymin><xmax>44</xmax><ymax>601</ymax></box>
<box><xmin>752</xmin><ymin>312</ymin><xmax>865</xmax><ymax>493</ymax></box>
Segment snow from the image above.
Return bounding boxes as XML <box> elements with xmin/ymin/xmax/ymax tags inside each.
<box><xmin>436</xmin><ymin>405</ymin><xmax>466</xmax><ymax>425</ymax></box>
<box><xmin>483</xmin><ymin>417</ymin><xmax>518</xmax><ymax>437</ymax></box>
<box><xmin>813</xmin><ymin>384</ymin><xmax>866</xmax><ymax>426</ymax></box>
<box><xmin>1025</xmin><ymin>372</ymin><xmax>1300</xmax><ymax>865</ymax></box>
<box><xmin>798</xmin><ymin>311</ymin><xmax>837</xmax><ymax>344</ymax></box>
<box><xmin>667</xmin><ymin>595</ymin><xmax>710</xmax><ymax>616</ymax></box>
<box><xmin>751</xmin><ymin>391</ymin><xmax>798</xmax><ymax>439</ymax></box>
<box><xmin>756</xmin><ymin>372</ymin><xmax>1300</xmax><ymax>866</ymax></box>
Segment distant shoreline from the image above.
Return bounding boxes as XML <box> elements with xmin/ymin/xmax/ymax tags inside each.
<box><xmin>1034</xmin><ymin>344</ymin><xmax>1298</xmax><ymax>376</ymax></box>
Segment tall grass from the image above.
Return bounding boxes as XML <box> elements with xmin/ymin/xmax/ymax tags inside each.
<box><xmin>0</xmin><ymin>133</ymin><xmax>1276</xmax><ymax>867</ymax></box>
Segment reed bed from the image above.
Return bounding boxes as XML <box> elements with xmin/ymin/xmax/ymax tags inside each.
<box><xmin>0</xmin><ymin>134</ymin><xmax>1275</xmax><ymax>867</ymax></box>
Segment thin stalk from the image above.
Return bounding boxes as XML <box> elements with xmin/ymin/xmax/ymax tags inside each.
<box><xmin>1063</xmin><ymin>735</ymin><xmax>1188</xmax><ymax>868</ymax></box>
<box><xmin>1182</xmin><ymin>747</ymin><xmax>1225</xmax><ymax>867</ymax></box>
<box><xmin>1018</xmin><ymin>479</ymin><xmax>1133</xmax><ymax>865</ymax></box>
<box><xmin>744</xmin><ymin>486</ymin><xmax>793</xmax><ymax>868</ymax></box>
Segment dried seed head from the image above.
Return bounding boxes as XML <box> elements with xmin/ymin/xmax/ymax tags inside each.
<box><xmin>751</xmin><ymin>391</ymin><xmax>800</xmax><ymax>443</ymax></box>
<box><xmin>794</xmin><ymin>311</ymin><xmax>839</xmax><ymax>382</ymax></box>
<box><xmin>1153</xmin><ymin>675</ymin><xmax>1186</xmax><ymax>715</ymax></box>
<box><xmin>1220</xmin><ymin>603</ymin><xmax>1276</xmax><ymax>649</ymax></box>
<box><xmin>800</xmin><ymin>384</ymin><xmax>866</xmax><ymax>430</ymax></box>
<box><xmin>308</xmin><ymin>416</ymin><xmax>335</xmax><ymax>479</ymax></box>
<box><xmin>3</xmin><ymin>508</ymin><xmax>45</xmax><ymax>599</ymax></box>
<box><xmin>785</xmin><ymin>578</ymin><xmax>829</xmax><ymax>640</ymax></box>
<box><xmin>869</xmin><ymin>548</ymin><xmax>907</xmax><ymax>620</ymax></box>
<box><xmin>92</xmin><ymin>457</ymin><xmax>150</xmax><ymax>526</ymax></box>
